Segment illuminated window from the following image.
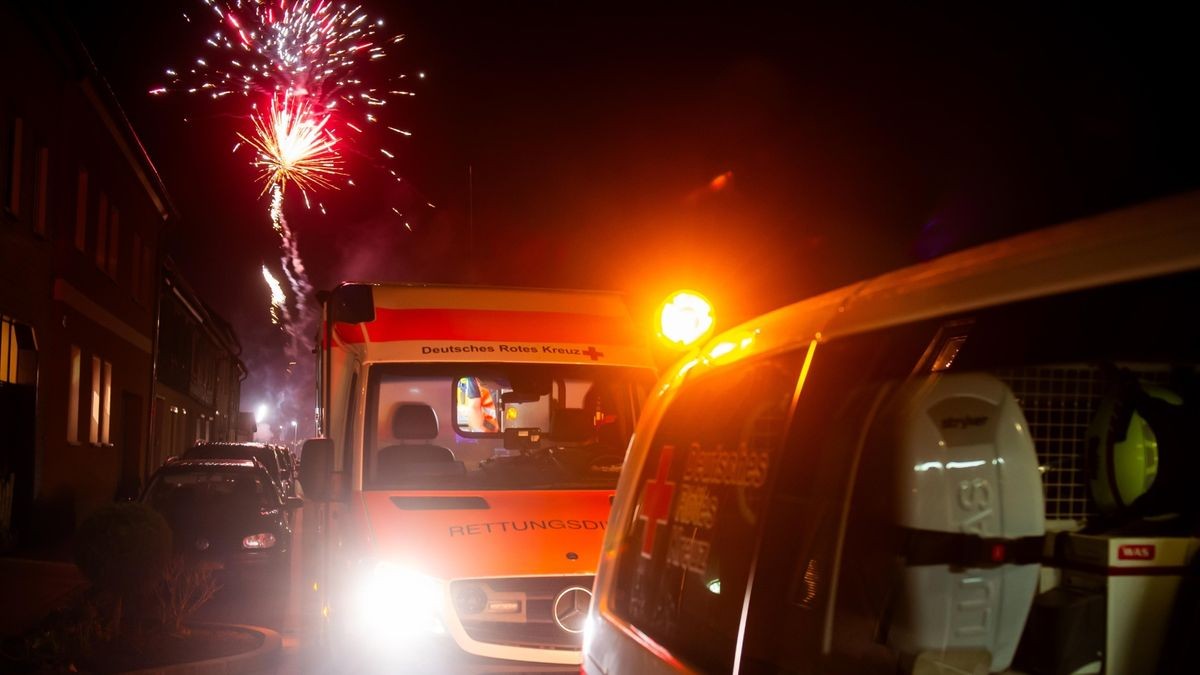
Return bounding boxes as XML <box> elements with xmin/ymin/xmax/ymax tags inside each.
<box><xmin>6</xmin><ymin>117</ymin><xmax>22</xmax><ymax>215</ymax></box>
<box><xmin>74</xmin><ymin>169</ymin><xmax>88</xmax><ymax>251</ymax></box>
<box><xmin>101</xmin><ymin>360</ymin><xmax>112</xmax><ymax>445</ymax></box>
<box><xmin>1</xmin><ymin>316</ymin><xmax>16</xmax><ymax>383</ymax></box>
<box><xmin>95</xmin><ymin>192</ymin><xmax>108</xmax><ymax>268</ymax></box>
<box><xmin>34</xmin><ymin>147</ymin><xmax>48</xmax><ymax>236</ymax></box>
<box><xmin>68</xmin><ymin>345</ymin><xmax>81</xmax><ymax>442</ymax></box>
<box><xmin>0</xmin><ymin>315</ymin><xmax>35</xmax><ymax>385</ymax></box>
<box><xmin>89</xmin><ymin>355</ymin><xmax>100</xmax><ymax>445</ymax></box>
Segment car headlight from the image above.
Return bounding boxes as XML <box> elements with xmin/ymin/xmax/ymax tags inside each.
<box><xmin>350</xmin><ymin>561</ymin><xmax>445</xmax><ymax>642</ymax></box>
<box><xmin>243</xmin><ymin>532</ymin><xmax>277</xmax><ymax>549</ymax></box>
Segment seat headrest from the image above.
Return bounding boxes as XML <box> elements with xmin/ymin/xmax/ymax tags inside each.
<box><xmin>393</xmin><ymin>403</ymin><xmax>440</xmax><ymax>440</ymax></box>
<box><xmin>550</xmin><ymin>408</ymin><xmax>594</xmax><ymax>442</ymax></box>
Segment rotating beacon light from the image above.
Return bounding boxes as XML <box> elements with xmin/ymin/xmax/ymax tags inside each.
<box><xmin>657</xmin><ymin>290</ymin><xmax>714</xmax><ymax>349</ymax></box>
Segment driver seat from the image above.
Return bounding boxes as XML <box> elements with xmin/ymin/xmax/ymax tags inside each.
<box><xmin>377</xmin><ymin>404</ymin><xmax>455</xmax><ymax>478</ymax></box>
<box><xmin>550</xmin><ymin>408</ymin><xmax>595</xmax><ymax>443</ymax></box>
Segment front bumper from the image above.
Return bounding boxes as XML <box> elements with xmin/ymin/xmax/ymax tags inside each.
<box><xmin>337</xmin><ymin>571</ymin><xmax>590</xmax><ymax>669</ymax></box>
<box><xmin>186</xmin><ymin>545</ymin><xmax>290</xmax><ymax>576</ymax></box>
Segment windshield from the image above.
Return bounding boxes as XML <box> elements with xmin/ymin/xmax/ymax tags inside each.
<box><xmin>145</xmin><ymin>468</ymin><xmax>277</xmax><ymax>512</ymax></box>
<box><xmin>363</xmin><ymin>363</ymin><xmax>654</xmax><ymax>491</ymax></box>
<box><xmin>185</xmin><ymin>445</ymin><xmax>280</xmax><ymax>476</ymax></box>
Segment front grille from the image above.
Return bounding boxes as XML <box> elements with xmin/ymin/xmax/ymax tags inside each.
<box><xmin>996</xmin><ymin>365</ymin><xmax>1172</xmax><ymax>525</ymax></box>
<box><xmin>452</xmin><ymin>575</ymin><xmax>592</xmax><ymax>650</ymax></box>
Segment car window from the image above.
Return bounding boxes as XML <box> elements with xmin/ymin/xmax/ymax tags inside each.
<box><xmin>609</xmin><ymin>352</ymin><xmax>803</xmax><ymax>673</ymax></box>
<box><xmin>737</xmin><ymin>327</ymin><xmax>934</xmax><ymax>674</ymax></box>
<box><xmin>254</xmin><ymin>449</ymin><xmax>280</xmax><ymax>474</ymax></box>
<box><xmin>740</xmin><ymin>270</ymin><xmax>1200</xmax><ymax>675</ymax></box>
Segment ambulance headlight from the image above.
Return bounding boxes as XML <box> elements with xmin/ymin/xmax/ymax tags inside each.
<box><xmin>351</xmin><ymin>561</ymin><xmax>445</xmax><ymax>640</ymax></box>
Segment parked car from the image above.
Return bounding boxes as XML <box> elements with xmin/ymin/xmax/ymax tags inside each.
<box><xmin>183</xmin><ymin>442</ymin><xmax>296</xmax><ymax>497</ymax></box>
<box><xmin>276</xmin><ymin>445</ymin><xmax>298</xmax><ymax>489</ymax></box>
<box><xmin>584</xmin><ymin>193</ymin><xmax>1200</xmax><ymax>675</ymax></box>
<box><xmin>142</xmin><ymin>458</ymin><xmax>301</xmax><ymax>574</ymax></box>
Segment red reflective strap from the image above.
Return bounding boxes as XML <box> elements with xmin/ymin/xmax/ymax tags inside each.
<box><xmin>991</xmin><ymin>543</ymin><xmax>1006</xmax><ymax>563</ymax></box>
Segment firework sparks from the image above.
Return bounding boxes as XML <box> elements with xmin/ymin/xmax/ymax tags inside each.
<box><xmin>239</xmin><ymin>94</ymin><xmax>344</xmax><ymax>195</ymax></box>
<box><xmin>156</xmin><ymin>0</ymin><xmax>410</xmax><ymax>135</ymax></box>
<box><xmin>261</xmin><ymin>264</ymin><xmax>287</xmax><ymax>325</ymax></box>
<box><xmin>154</xmin><ymin>1</ymin><xmax>439</xmax><ymax>230</ymax></box>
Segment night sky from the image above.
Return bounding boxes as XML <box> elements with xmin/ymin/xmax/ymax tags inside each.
<box><xmin>64</xmin><ymin>1</ymin><xmax>1200</xmax><ymax>432</ymax></box>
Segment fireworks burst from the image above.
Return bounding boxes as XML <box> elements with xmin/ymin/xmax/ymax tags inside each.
<box><xmin>154</xmin><ymin>1</ymin><xmax>416</xmax><ymax>329</ymax></box>
<box><xmin>240</xmin><ymin>93</ymin><xmax>344</xmax><ymax>195</ymax></box>
<box><xmin>153</xmin><ymin>0</ymin><xmax>415</xmax><ymax>170</ymax></box>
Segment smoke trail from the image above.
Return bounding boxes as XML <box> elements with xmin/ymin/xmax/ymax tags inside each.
<box><xmin>269</xmin><ymin>183</ymin><xmax>317</xmax><ymax>369</ymax></box>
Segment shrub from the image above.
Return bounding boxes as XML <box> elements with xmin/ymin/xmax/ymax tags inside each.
<box><xmin>155</xmin><ymin>557</ymin><xmax>221</xmax><ymax>635</ymax></box>
<box><xmin>73</xmin><ymin>503</ymin><xmax>172</xmax><ymax>633</ymax></box>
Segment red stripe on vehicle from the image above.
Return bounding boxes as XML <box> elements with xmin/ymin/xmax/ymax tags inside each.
<box><xmin>334</xmin><ymin>308</ymin><xmax>639</xmax><ymax>345</ymax></box>
<box><xmin>332</xmin><ymin>322</ymin><xmax>366</xmax><ymax>346</ymax></box>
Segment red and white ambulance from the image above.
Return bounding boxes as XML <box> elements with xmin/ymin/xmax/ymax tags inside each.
<box><xmin>298</xmin><ymin>284</ymin><xmax>658</xmax><ymax>671</ymax></box>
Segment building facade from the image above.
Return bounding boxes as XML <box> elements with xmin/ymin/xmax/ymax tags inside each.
<box><xmin>149</xmin><ymin>261</ymin><xmax>247</xmax><ymax>470</ymax></box>
<box><xmin>0</xmin><ymin>2</ymin><xmax>246</xmax><ymax>549</ymax></box>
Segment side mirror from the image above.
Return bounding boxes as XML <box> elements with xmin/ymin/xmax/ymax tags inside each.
<box><xmin>299</xmin><ymin>437</ymin><xmax>334</xmax><ymax>501</ymax></box>
<box><xmin>286</xmin><ymin>496</ymin><xmax>304</xmax><ymax>509</ymax></box>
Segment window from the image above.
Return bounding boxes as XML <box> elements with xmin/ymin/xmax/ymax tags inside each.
<box><xmin>6</xmin><ymin>117</ymin><xmax>22</xmax><ymax>215</ymax></box>
<box><xmin>107</xmin><ymin>208</ymin><xmax>119</xmax><ymax>277</ymax></box>
<box><xmin>89</xmin><ymin>356</ymin><xmax>101</xmax><ymax>444</ymax></box>
<box><xmin>100</xmin><ymin>360</ymin><xmax>112</xmax><ymax>445</ymax></box>
<box><xmin>1</xmin><ymin>316</ymin><xmax>18</xmax><ymax>383</ymax></box>
<box><xmin>74</xmin><ymin>169</ymin><xmax>88</xmax><ymax>251</ymax></box>
<box><xmin>736</xmin><ymin>329</ymin><xmax>932</xmax><ymax>674</ymax></box>
<box><xmin>95</xmin><ymin>192</ymin><xmax>108</xmax><ymax>269</ymax></box>
<box><xmin>610</xmin><ymin>353</ymin><xmax>802</xmax><ymax>673</ymax></box>
<box><xmin>363</xmin><ymin>363</ymin><xmax>652</xmax><ymax>491</ymax></box>
<box><xmin>341</xmin><ymin>371</ymin><xmax>359</xmax><ymax>476</ymax></box>
<box><xmin>145</xmin><ymin>469</ymin><xmax>277</xmax><ymax>511</ymax></box>
<box><xmin>68</xmin><ymin>345</ymin><xmax>81</xmax><ymax>442</ymax></box>
<box><xmin>0</xmin><ymin>315</ymin><xmax>35</xmax><ymax>385</ymax></box>
<box><xmin>1</xmin><ymin>316</ymin><xmax>14</xmax><ymax>383</ymax></box>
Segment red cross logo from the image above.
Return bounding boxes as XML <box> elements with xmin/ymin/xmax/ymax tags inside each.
<box><xmin>582</xmin><ymin>346</ymin><xmax>605</xmax><ymax>361</ymax></box>
<box><xmin>637</xmin><ymin>445</ymin><xmax>676</xmax><ymax>558</ymax></box>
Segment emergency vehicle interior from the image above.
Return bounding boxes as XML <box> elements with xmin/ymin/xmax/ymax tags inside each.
<box><xmin>364</xmin><ymin>364</ymin><xmax>650</xmax><ymax>490</ymax></box>
<box><xmin>779</xmin><ymin>278</ymin><xmax>1197</xmax><ymax>674</ymax></box>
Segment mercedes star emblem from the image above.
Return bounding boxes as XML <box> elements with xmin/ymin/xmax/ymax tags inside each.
<box><xmin>194</xmin><ymin>538</ymin><xmax>210</xmax><ymax>551</ymax></box>
<box><xmin>552</xmin><ymin>585</ymin><xmax>592</xmax><ymax>634</ymax></box>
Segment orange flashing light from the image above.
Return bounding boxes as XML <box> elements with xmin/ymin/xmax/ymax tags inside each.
<box><xmin>657</xmin><ymin>290</ymin><xmax>714</xmax><ymax>349</ymax></box>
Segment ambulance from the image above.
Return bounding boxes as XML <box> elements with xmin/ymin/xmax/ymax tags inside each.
<box><xmin>585</xmin><ymin>192</ymin><xmax>1200</xmax><ymax>674</ymax></box>
<box><xmin>298</xmin><ymin>284</ymin><xmax>657</xmax><ymax>671</ymax></box>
